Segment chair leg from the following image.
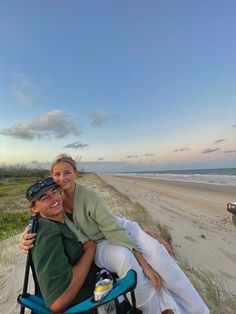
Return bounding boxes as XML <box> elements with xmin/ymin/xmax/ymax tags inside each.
<box><xmin>130</xmin><ymin>291</ymin><xmax>136</xmax><ymax>313</ymax></box>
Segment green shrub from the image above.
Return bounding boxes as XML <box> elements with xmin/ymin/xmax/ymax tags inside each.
<box><xmin>0</xmin><ymin>211</ymin><xmax>30</xmax><ymax>240</ymax></box>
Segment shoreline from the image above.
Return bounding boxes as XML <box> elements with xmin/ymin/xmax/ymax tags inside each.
<box><xmin>99</xmin><ymin>174</ymin><xmax>236</xmax><ymax>294</ymax></box>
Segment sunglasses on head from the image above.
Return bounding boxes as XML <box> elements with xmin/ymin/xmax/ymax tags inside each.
<box><xmin>27</xmin><ymin>178</ymin><xmax>56</xmax><ymax>200</ymax></box>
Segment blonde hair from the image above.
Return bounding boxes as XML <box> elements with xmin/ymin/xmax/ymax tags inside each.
<box><xmin>51</xmin><ymin>154</ymin><xmax>79</xmax><ymax>174</ymax></box>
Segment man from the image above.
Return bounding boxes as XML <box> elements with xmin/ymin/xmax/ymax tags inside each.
<box><xmin>26</xmin><ymin>178</ymin><xmax>97</xmax><ymax>312</ymax></box>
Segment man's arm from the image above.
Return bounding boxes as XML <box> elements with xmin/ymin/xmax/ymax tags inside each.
<box><xmin>50</xmin><ymin>240</ymin><xmax>96</xmax><ymax>312</ymax></box>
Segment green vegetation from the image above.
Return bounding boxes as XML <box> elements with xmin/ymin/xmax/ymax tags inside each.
<box><xmin>0</xmin><ymin>167</ymin><xmax>50</xmax><ymax>240</ymax></box>
<box><xmin>0</xmin><ymin>166</ymin><xmax>49</xmax><ymax>179</ymax></box>
<box><xmin>0</xmin><ymin>211</ymin><xmax>30</xmax><ymax>241</ymax></box>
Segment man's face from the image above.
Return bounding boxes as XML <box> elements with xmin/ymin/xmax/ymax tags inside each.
<box><xmin>32</xmin><ymin>187</ymin><xmax>63</xmax><ymax>219</ymax></box>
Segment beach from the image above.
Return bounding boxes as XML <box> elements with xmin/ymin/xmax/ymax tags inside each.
<box><xmin>1</xmin><ymin>173</ymin><xmax>236</xmax><ymax>313</ymax></box>
<box><xmin>99</xmin><ymin>174</ymin><xmax>236</xmax><ymax>295</ymax></box>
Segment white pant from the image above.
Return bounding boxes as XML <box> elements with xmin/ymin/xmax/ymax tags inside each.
<box><xmin>95</xmin><ymin>240</ymin><xmax>164</xmax><ymax>313</ymax></box>
<box><xmin>95</xmin><ymin>217</ymin><xmax>209</xmax><ymax>314</ymax></box>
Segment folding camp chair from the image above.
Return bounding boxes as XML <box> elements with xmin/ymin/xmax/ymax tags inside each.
<box><xmin>17</xmin><ymin>216</ymin><xmax>140</xmax><ymax>314</ymax></box>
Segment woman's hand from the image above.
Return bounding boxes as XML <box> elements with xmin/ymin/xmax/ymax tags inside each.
<box><xmin>19</xmin><ymin>225</ymin><xmax>37</xmax><ymax>254</ymax></box>
<box><xmin>142</xmin><ymin>263</ymin><xmax>162</xmax><ymax>291</ymax></box>
<box><xmin>159</xmin><ymin>239</ymin><xmax>174</xmax><ymax>257</ymax></box>
<box><xmin>83</xmin><ymin>240</ymin><xmax>96</xmax><ymax>253</ymax></box>
<box><xmin>133</xmin><ymin>250</ymin><xmax>161</xmax><ymax>291</ymax></box>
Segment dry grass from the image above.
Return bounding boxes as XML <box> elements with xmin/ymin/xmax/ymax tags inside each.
<box><xmin>178</xmin><ymin>257</ymin><xmax>236</xmax><ymax>313</ymax></box>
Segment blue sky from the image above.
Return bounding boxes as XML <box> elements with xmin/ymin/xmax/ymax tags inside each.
<box><xmin>0</xmin><ymin>0</ymin><xmax>236</xmax><ymax>172</ymax></box>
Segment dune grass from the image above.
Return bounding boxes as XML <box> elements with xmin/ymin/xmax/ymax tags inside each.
<box><xmin>178</xmin><ymin>257</ymin><xmax>236</xmax><ymax>313</ymax></box>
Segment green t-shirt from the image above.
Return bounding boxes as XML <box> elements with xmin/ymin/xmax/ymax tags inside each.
<box><xmin>31</xmin><ymin>218</ymin><xmax>98</xmax><ymax>308</ymax></box>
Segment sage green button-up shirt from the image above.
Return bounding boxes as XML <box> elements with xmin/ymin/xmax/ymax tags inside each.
<box><xmin>65</xmin><ymin>183</ymin><xmax>139</xmax><ymax>252</ymax></box>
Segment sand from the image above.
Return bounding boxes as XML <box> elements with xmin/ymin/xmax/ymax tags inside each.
<box><xmin>0</xmin><ymin>235</ymin><xmax>33</xmax><ymax>314</ymax></box>
<box><xmin>99</xmin><ymin>174</ymin><xmax>236</xmax><ymax>295</ymax></box>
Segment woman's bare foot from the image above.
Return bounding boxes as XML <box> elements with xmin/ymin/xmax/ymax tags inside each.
<box><xmin>145</xmin><ymin>230</ymin><xmax>174</xmax><ymax>256</ymax></box>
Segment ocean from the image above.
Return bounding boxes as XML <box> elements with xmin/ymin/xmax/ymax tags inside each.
<box><xmin>113</xmin><ymin>168</ymin><xmax>236</xmax><ymax>186</ymax></box>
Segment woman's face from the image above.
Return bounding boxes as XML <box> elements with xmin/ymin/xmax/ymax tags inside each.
<box><xmin>52</xmin><ymin>161</ymin><xmax>77</xmax><ymax>190</ymax></box>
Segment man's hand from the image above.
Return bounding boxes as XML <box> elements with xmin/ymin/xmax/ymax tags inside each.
<box><xmin>19</xmin><ymin>225</ymin><xmax>37</xmax><ymax>254</ymax></box>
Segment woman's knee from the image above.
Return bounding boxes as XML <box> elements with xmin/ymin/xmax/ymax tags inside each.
<box><xmin>111</xmin><ymin>247</ymin><xmax>140</xmax><ymax>274</ymax></box>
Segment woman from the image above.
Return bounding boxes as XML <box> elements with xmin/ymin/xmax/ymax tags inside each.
<box><xmin>21</xmin><ymin>154</ymin><xmax>209</xmax><ymax>314</ymax></box>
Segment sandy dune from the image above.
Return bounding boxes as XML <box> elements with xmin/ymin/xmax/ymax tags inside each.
<box><xmin>0</xmin><ymin>236</ymin><xmax>33</xmax><ymax>314</ymax></box>
<box><xmin>99</xmin><ymin>174</ymin><xmax>236</xmax><ymax>295</ymax></box>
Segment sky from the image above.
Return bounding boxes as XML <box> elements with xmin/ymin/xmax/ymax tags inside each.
<box><xmin>0</xmin><ymin>0</ymin><xmax>236</xmax><ymax>172</ymax></box>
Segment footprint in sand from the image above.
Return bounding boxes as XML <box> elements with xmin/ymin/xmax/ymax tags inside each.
<box><xmin>184</xmin><ymin>235</ymin><xmax>196</xmax><ymax>242</ymax></box>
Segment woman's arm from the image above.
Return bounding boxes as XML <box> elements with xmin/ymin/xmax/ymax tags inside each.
<box><xmin>133</xmin><ymin>250</ymin><xmax>161</xmax><ymax>291</ymax></box>
<box><xmin>50</xmin><ymin>240</ymin><xmax>96</xmax><ymax>312</ymax></box>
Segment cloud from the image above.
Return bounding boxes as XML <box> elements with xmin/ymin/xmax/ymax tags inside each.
<box><xmin>98</xmin><ymin>158</ymin><xmax>104</xmax><ymax>161</ymax></box>
<box><xmin>90</xmin><ymin>110</ymin><xmax>108</xmax><ymax>127</ymax></box>
<box><xmin>233</xmin><ymin>124</ymin><xmax>236</xmax><ymax>128</ymax></box>
<box><xmin>63</xmin><ymin>141</ymin><xmax>89</xmax><ymax>149</ymax></box>
<box><xmin>173</xmin><ymin>147</ymin><xmax>190</xmax><ymax>152</ymax></box>
<box><xmin>13</xmin><ymin>91</ymin><xmax>33</xmax><ymax>107</ymax></box>
<box><xmin>124</xmin><ymin>153</ymin><xmax>155</xmax><ymax>159</ymax></box>
<box><xmin>202</xmin><ymin>147</ymin><xmax>220</xmax><ymax>154</ymax></box>
<box><xmin>12</xmin><ymin>73</ymin><xmax>35</xmax><ymax>89</ymax></box>
<box><xmin>224</xmin><ymin>150</ymin><xmax>236</xmax><ymax>154</ymax></box>
<box><xmin>125</xmin><ymin>155</ymin><xmax>139</xmax><ymax>158</ymax></box>
<box><xmin>140</xmin><ymin>153</ymin><xmax>155</xmax><ymax>157</ymax></box>
<box><xmin>0</xmin><ymin>110</ymin><xmax>80</xmax><ymax>140</ymax></box>
<box><xmin>214</xmin><ymin>139</ymin><xmax>225</xmax><ymax>144</ymax></box>
<box><xmin>11</xmin><ymin>73</ymin><xmax>35</xmax><ymax>108</ymax></box>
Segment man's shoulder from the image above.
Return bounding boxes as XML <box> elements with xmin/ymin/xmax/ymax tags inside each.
<box><xmin>37</xmin><ymin>218</ymin><xmax>61</xmax><ymax>236</ymax></box>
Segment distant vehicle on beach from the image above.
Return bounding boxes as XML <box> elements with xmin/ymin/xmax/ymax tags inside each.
<box><xmin>227</xmin><ymin>202</ymin><xmax>236</xmax><ymax>226</ymax></box>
